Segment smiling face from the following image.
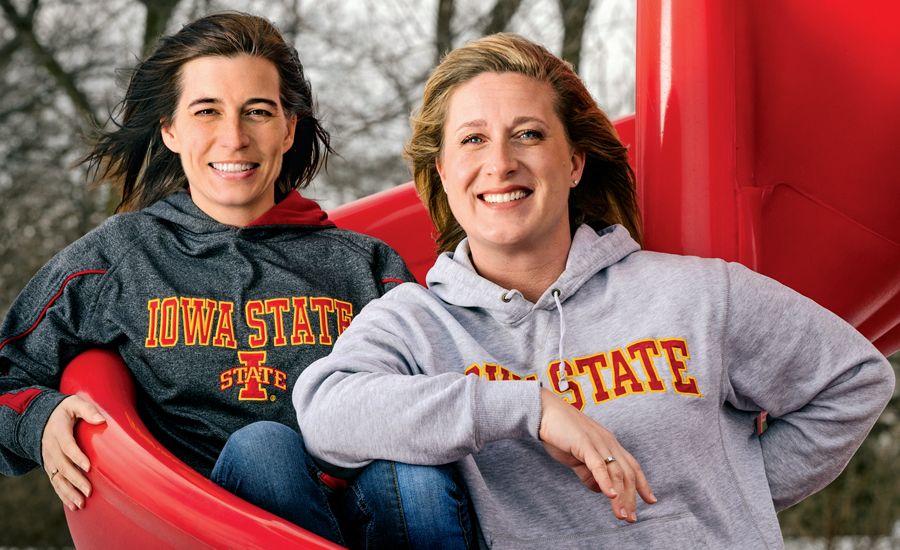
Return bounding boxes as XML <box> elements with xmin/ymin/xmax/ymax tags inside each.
<box><xmin>161</xmin><ymin>54</ymin><xmax>297</xmax><ymax>226</ymax></box>
<box><xmin>436</xmin><ymin>72</ymin><xmax>584</xmax><ymax>261</ymax></box>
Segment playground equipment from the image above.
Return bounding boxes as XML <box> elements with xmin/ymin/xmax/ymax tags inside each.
<box><xmin>60</xmin><ymin>1</ymin><xmax>900</xmax><ymax>547</ymax></box>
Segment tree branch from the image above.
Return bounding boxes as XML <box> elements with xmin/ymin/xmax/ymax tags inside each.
<box><xmin>0</xmin><ymin>0</ymin><xmax>98</xmax><ymax>126</ymax></box>
<box><xmin>0</xmin><ymin>34</ymin><xmax>22</xmax><ymax>72</ymax></box>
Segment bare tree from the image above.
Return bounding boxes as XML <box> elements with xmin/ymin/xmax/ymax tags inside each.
<box><xmin>435</xmin><ymin>0</ymin><xmax>454</xmax><ymax>63</ymax></box>
<box><xmin>483</xmin><ymin>0</ymin><xmax>523</xmax><ymax>35</ymax></box>
<box><xmin>558</xmin><ymin>0</ymin><xmax>592</xmax><ymax>72</ymax></box>
<box><xmin>0</xmin><ymin>0</ymin><xmax>98</xmax><ymax>126</ymax></box>
<box><xmin>138</xmin><ymin>0</ymin><xmax>180</xmax><ymax>55</ymax></box>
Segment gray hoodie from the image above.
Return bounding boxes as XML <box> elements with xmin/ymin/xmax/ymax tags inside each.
<box><xmin>293</xmin><ymin>224</ymin><xmax>894</xmax><ymax>549</ymax></box>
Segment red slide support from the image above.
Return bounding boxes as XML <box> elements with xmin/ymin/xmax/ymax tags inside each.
<box><xmin>59</xmin><ymin>1</ymin><xmax>899</xmax><ymax>547</ymax></box>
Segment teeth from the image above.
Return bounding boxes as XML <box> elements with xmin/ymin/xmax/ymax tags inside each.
<box><xmin>211</xmin><ymin>162</ymin><xmax>255</xmax><ymax>172</ymax></box>
<box><xmin>482</xmin><ymin>190</ymin><xmax>529</xmax><ymax>204</ymax></box>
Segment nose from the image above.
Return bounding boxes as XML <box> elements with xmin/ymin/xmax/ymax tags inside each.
<box><xmin>484</xmin><ymin>141</ymin><xmax>517</xmax><ymax>178</ymax></box>
<box><xmin>219</xmin><ymin>115</ymin><xmax>250</xmax><ymax>149</ymax></box>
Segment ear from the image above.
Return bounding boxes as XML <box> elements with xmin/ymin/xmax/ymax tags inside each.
<box><xmin>435</xmin><ymin>155</ymin><xmax>446</xmax><ymax>189</ymax></box>
<box><xmin>569</xmin><ymin>148</ymin><xmax>586</xmax><ymax>187</ymax></box>
<box><xmin>160</xmin><ymin>119</ymin><xmax>180</xmax><ymax>154</ymax></box>
<box><xmin>282</xmin><ymin>115</ymin><xmax>298</xmax><ymax>153</ymax></box>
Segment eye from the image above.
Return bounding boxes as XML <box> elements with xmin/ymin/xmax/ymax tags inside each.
<box><xmin>461</xmin><ymin>134</ymin><xmax>484</xmax><ymax>145</ymax></box>
<box><xmin>246</xmin><ymin>108</ymin><xmax>274</xmax><ymax>118</ymax></box>
<box><xmin>518</xmin><ymin>129</ymin><xmax>544</xmax><ymax>141</ymax></box>
<box><xmin>193</xmin><ymin>108</ymin><xmax>217</xmax><ymax>116</ymax></box>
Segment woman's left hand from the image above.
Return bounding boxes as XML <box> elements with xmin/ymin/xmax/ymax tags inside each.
<box><xmin>40</xmin><ymin>395</ymin><xmax>107</xmax><ymax>511</ymax></box>
<box><xmin>538</xmin><ymin>388</ymin><xmax>656</xmax><ymax>522</ymax></box>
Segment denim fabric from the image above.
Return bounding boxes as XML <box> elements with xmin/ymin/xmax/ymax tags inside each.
<box><xmin>211</xmin><ymin>421</ymin><xmax>476</xmax><ymax>549</ymax></box>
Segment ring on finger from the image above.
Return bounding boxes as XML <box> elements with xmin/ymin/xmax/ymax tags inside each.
<box><xmin>48</xmin><ymin>468</ymin><xmax>59</xmax><ymax>480</ymax></box>
<box><xmin>603</xmin><ymin>456</ymin><xmax>617</xmax><ymax>465</ymax></box>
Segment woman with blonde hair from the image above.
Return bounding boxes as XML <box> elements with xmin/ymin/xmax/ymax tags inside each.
<box><xmin>294</xmin><ymin>33</ymin><xmax>894</xmax><ymax>548</ymax></box>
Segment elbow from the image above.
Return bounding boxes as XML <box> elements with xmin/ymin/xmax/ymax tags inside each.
<box><xmin>292</xmin><ymin>376</ymin><xmax>344</xmax><ymax>465</ymax></box>
<box><xmin>871</xmin><ymin>355</ymin><xmax>896</xmax><ymax>410</ymax></box>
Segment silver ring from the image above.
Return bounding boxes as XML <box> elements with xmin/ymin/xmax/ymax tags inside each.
<box><xmin>603</xmin><ymin>456</ymin><xmax>616</xmax><ymax>465</ymax></box>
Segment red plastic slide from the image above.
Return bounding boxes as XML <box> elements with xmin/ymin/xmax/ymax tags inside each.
<box><xmin>59</xmin><ymin>1</ymin><xmax>899</xmax><ymax>547</ymax></box>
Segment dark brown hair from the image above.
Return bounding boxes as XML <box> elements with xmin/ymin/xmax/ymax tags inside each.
<box><xmin>84</xmin><ymin>11</ymin><xmax>331</xmax><ymax>211</ymax></box>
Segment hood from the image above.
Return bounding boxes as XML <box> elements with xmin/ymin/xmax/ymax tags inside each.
<box><xmin>143</xmin><ymin>191</ymin><xmax>333</xmax><ymax>234</ymax></box>
<box><xmin>426</xmin><ymin>224</ymin><xmax>640</xmax><ymax>324</ymax></box>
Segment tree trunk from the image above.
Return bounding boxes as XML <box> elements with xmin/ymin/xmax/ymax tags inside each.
<box><xmin>483</xmin><ymin>0</ymin><xmax>523</xmax><ymax>35</ymax></box>
<box><xmin>140</xmin><ymin>0</ymin><xmax>181</xmax><ymax>57</ymax></box>
<box><xmin>558</xmin><ymin>0</ymin><xmax>592</xmax><ymax>73</ymax></box>
<box><xmin>435</xmin><ymin>0</ymin><xmax>454</xmax><ymax>64</ymax></box>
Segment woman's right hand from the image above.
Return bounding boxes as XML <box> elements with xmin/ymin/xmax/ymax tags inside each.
<box><xmin>40</xmin><ymin>395</ymin><xmax>106</xmax><ymax>511</ymax></box>
<box><xmin>538</xmin><ymin>388</ymin><xmax>656</xmax><ymax>523</ymax></box>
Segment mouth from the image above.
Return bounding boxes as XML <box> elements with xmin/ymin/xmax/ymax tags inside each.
<box><xmin>209</xmin><ymin>162</ymin><xmax>259</xmax><ymax>173</ymax></box>
<box><xmin>479</xmin><ymin>189</ymin><xmax>532</xmax><ymax>204</ymax></box>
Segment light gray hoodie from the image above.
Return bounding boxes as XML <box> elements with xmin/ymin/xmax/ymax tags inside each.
<box><xmin>293</xmin><ymin>224</ymin><xmax>894</xmax><ymax>549</ymax></box>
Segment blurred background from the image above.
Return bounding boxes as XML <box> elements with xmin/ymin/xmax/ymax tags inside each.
<box><xmin>0</xmin><ymin>0</ymin><xmax>896</xmax><ymax>547</ymax></box>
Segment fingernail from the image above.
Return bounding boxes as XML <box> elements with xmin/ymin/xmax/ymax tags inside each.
<box><xmin>83</xmin><ymin>486</ymin><xmax>91</xmax><ymax>497</ymax></box>
<box><xmin>630</xmin><ymin>512</ymin><xmax>637</xmax><ymax>522</ymax></box>
<box><xmin>67</xmin><ymin>503</ymin><xmax>76</xmax><ymax>512</ymax></box>
<box><xmin>619</xmin><ymin>507</ymin><xmax>627</xmax><ymax>519</ymax></box>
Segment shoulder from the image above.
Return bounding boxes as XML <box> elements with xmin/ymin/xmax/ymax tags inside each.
<box><xmin>357</xmin><ymin>281</ymin><xmax>438</xmax><ymax>317</ymax></box>
<box><xmin>619</xmin><ymin>250</ymin><xmax>811</xmax><ymax>309</ymax></box>
<box><xmin>618</xmin><ymin>250</ymin><xmax>731</xmax><ymax>282</ymax></box>
<box><xmin>38</xmin><ymin>210</ymin><xmax>155</xmax><ymax>274</ymax></box>
<box><xmin>303</xmin><ymin>227</ymin><xmax>399</xmax><ymax>258</ymax></box>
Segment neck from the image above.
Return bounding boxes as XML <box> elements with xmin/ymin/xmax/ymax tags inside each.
<box><xmin>192</xmin><ymin>199</ymin><xmax>274</xmax><ymax>227</ymax></box>
<box><xmin>469</xmin><ymin>239</ymin><xmax>571</xmax><ymax>303</ymax></box>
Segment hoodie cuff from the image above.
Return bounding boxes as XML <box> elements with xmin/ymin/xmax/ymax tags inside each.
<box><xmin>473</xmin><ymin>380</ymin><xmax>542</xmax><ymax>446</ymax></box>
<box><xmin>17</xmin><ymin>389</ymin><xmax>68</xmax><ymax>467</ymax></box>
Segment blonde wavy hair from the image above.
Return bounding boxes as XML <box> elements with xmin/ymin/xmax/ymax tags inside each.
<box><xmin>405</xmin><ymin>32</ymin><xmax>642</xmax><ymax>253</ymax></box>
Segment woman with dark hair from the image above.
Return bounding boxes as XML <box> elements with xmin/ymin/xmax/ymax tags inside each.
<box><xmin>0</xmin><ymin>12</ymin><xmax>474</xmax><ymax>549</ymax></box>
<box><xmin>293</xmin><ymin>33</ymin><xmax>894</xmax><ymax>548</ymax></box>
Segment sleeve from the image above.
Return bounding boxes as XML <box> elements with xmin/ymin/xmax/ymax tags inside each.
<box><xmin>0</xmin><ymin>248</ymin><xmax>111</xmax><ymax>475</ymax></box>
<box><xmin>371</xmin><ymin>241</ymin><xmax>416</xmax><ymax>295</ymax></box>
<box><xmin>292</xmin><ymin>294</ymin><xmax>541</xmax><ymax>473</ymax></box>
<box><xmin>721</xmin><ymin>262</ymin><xmax>895</xmax><ymax>511</ymax></box>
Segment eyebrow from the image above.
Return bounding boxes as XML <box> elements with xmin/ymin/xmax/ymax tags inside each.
<box><xmin>453</xmin><ymin>116</ymin><xmax>547</xmax><ymax>133</ymax></box>
<box><xmin>187</xmin><ymin>97</ymin><xmax>280</xmax><ymax>109</ymax></box>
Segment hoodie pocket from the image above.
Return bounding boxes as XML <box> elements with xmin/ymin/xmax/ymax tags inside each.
<box><xmin>494</xmin><ymin>512</ymin><xmax>709</xmax><ymax>550</ymax></box>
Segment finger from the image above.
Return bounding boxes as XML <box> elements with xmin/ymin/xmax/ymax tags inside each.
<box><xmin>582</xmin><ymin>448</ymin><xmax>619</xmax><ymax>501</ymax></box>
<box><xmin>58</xmin><ymin>457</ymin><xmax>92</xmax><ymax>500</ymax></box>
<box><xmin>604</xmin><ymin>460</ymin><xmax>631</xmax><ymax>521</ymax></box>
<box><xmin>613</xmin><ymin>460</ymin><xmax>637</xmax><ymax>523</ymax></box>
<box><xmin>571</xmin><ymin>464</ymin><xmax>602</xmax><ymax>492</ymax></box>
<box><xmin>50</xmin><ymin>469</ymin><xmax>86</xmax><ymax>511</ymax></box>
<box><xmin>58</xmin><ymin>426</ymin><xmax>92</xmax><ymax>473</ymax></box>
<box><xmin>69</xmin><ymin>397</ymin><xmax>106</xmax><ymax>425</ymax></box>
<box><xmin>621</xmin><ymin>451</ymin><xmax>656</xmax><ymax>504</ymax></box>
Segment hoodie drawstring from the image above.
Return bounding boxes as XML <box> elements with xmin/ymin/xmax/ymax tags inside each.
<box><xmin>552</xmin><ymin>288</ymin><xmax>569</xmax><ymax>392</ymax></box>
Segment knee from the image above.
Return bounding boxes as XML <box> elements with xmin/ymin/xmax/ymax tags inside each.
<box><xmin>213</xmin><ymin>421</ymin><xmax>309</xmax><ymax>489</ymax></box>
<box><xmin>220</xmin><ymin>421</ymin><xmax>304</xmax><ymax>462</ymax></box>
<box><xmin>393</xmin><ymin>464</ymin><xmax>476</xmax><ymax>547</ymax></box>
<box><xmin>393</xmin><ymin>463</ymin><xmax>462</xmax><ymax>498</ymax></box>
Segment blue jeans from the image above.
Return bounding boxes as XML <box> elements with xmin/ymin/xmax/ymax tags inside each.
<box><xmin>210</xmin><ymin>421</ymin><xmax>477</xmax><ymax>549</ymax></box>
